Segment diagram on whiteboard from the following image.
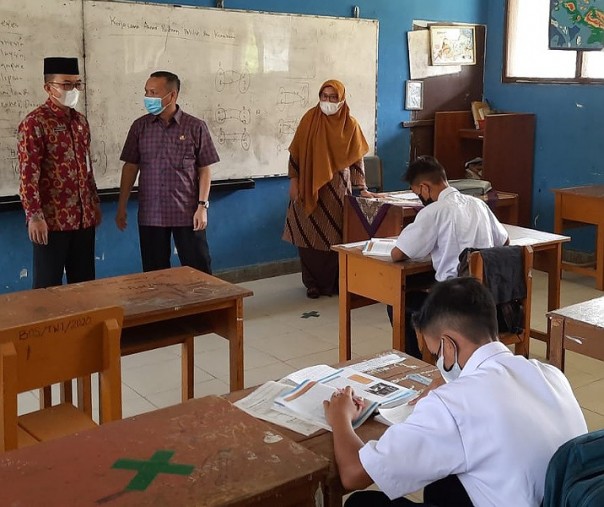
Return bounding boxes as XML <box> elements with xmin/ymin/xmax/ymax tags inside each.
<box><xmin>278</xmin><ymin>119</ymin><xmax>299</xmax><ymax>136</ymax></box>
<box><xmin>215</xmin><ymin>105</ymin><xmax>251</xmax><ymax>125</ymax></box>
<box><xmin>218</xmin><ymin>127</ymin><xmax>251</xmax><ymax>151</ymax></box>
<box><xmin>215</xmin><ymin>63</ymin><xmax>251</xmax><ymax>94</ymax></box>
<box><xmin>277</xmin><ymin>84</ymin><xmax>309</xmax><ymax>111</ymax></box>
<box><xmin>0</xmin><ymin>0</ymin><xmax>376</xmax><ymax>193</ymax></box>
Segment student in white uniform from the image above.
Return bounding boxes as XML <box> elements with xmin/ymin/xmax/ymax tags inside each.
<box><xmin>388</xmin><ymin>156</ymin><xmax>509</xmax><ymax>358</ymax></box>
<box><xmin>325</xmin><ymin>277</ymin><xmax>587</xmax><ymax>507</ymax></box>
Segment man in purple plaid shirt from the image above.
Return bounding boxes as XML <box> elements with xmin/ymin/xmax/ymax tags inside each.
<box><xmin>116</xmin><ymin>71</ymin><xmax>219</xmax><ymax>274</ymax></box>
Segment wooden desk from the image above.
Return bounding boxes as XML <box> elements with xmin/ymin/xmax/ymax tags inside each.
<box><xmin>505</xmin><ymin>225</ymin><xmax>570</xmax><ymax>350</ymax></box>
<box><xmin>0</xmin><ymin>396</ymin><xmax>328</xmax><ymax>506</ymax></box>
<box><xmin>332</xmin><ymin>243</ymin><xmax>433</xmax><ymax>361</ymax></box>
<box><xmin>548</xmin><ymin>297</ymin><xmax>604</xmax><ymax>371</ymax></box>
<box><xmin>334</xmin><ymin>225</ymin><xmax>569</xmax><ymax>361</ymax></box>
<box><xmin>344</xmin><ymin>191</ymin><xmax>519</xmax><ymax>243</ymax></box>
<box><xmin>0</xmin><ymin>267</ymin><xmax>253</xmax><ymax>408</ymax></box>
<box><xmin>553</xmin><ymin>185</ymin><xmax>604</xmax><ymax>290</ymax></box>
<box><xmin>227</xmin><ymin>350</ymin><xmax>441</xmax><ymax>507</ymax></box>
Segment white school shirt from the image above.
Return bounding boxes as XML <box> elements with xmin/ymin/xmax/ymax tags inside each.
<box><xmin>359</xmin><ymin>342</ymin><xmax>587</xmax><ymax>507</ymax></box>
<box><xmin>395</xmin><ymin>186</ymin><xmax>508</xmax><ymax>281</ymax></box>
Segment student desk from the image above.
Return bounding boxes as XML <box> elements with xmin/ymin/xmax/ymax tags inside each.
<box><xmin>505</xmin><ymin>225</ymin><xmax>570</xmax><ymax>350</ymax></box>
<box><xmin>0</xmin><ymin>267</ymin><xmax>252</xmax><ymax>409</ymax></box>
<box><xmin>344</xmin><ymin>191</ymin><xmax>519</xmax><ymax>243</ymax></box>
<box><xmin>334</xmin><ymin>224</ymin><xmax>569</xmax><ymax>361</ymax></box>
<box><xmin>553</xmin><ymin>185</ymin><xmax>604</xmax><ymax>290</ymax></box>
<box><xmin>226</xmin><ymin>350</ymin><xmax>442</xmax><ymax>507</ymax></box>
<box><xmin>548</xmin><ymin>296</ymin><xmax>604</xmax><ymax>371</ymax></box>
<box><xmin>0</xmin><ymin>395</ymin><xmax>329</xmax><ymax>506</ymax></box>
<box><xmin>332</xmin><ymin>242</ymin><xmax>432</xmax><ymax>361</ymax></box>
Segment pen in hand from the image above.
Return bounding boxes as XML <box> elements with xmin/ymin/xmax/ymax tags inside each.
<box><xmin>336</xmin><ymin>388</ymin><xmax>365</xmax><ymax>409</ymax></box>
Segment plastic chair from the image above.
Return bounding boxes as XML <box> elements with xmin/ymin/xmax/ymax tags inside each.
<box><xmin>0</xmin><ymin>306</ymin><xmax>123</xmax><ymax>451</ymax></box>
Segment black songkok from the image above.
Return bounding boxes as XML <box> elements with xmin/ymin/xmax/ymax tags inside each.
<box><xmin>43</xmin><ymin>57</ymin><xmax>79</xmax><ymax>75</ymax></box>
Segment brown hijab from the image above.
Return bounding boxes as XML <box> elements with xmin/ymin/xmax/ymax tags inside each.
<box><xmin>289</xmin><ymin>79</ymin><xmax>369</xmax><ymax>215</ymax></box>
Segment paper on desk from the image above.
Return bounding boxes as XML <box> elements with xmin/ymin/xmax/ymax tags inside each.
<box><xmin>510</xmin><ymin>237</ymin><xmax>539</xmax><ymax>246</ymax></box>
<box><xmin>349</xmin><ymin>353</ymin><xmax>406</xmax><ymax>373</ymax></box>
<box><xmin>388</xmin><ymin>193</ymin><xmax>419</xmax><ymax>200</ymax></box>
<box><xmin>375</xmin><ymin>403</ymin><xmax>415</xmax><ymax>426</ymax></box>
<box><xmin>234</xmin><ymin>381</ymin><xmax>324</xmax><ymax>436</ymax></box>
<box><xmin>382</xmin><ymin>191</ymin><xmax>422</xmax><ymax>206</ymax></box>
<box><xmin>338</xmin><ymin>240</ymin><xmax>369</xmax><ymax>249</ymax></box>
<box><xmin>283</xmin><ymin>364</ymin><xmax>340</xmax><ymax>385</ymax></box>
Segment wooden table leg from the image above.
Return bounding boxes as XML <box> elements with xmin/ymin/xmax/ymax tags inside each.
<box><xmin>60</xmin><ymin>380</ymin><xmax>73</xmax><ymax>404</ymax></box>
<box><xmin>392</xmin><ymin>285</ymin><xmax>406</xmax><ymax>353</ymax></box>
<box><xmin>530</xmin><ymin>244</ymin><xmax>562</xmax><ymax>358</ymax></box>
<box><xmin>596</xmin><ymin>224</ymin><xmax>604</xmax><ymax>291</ymax></box>
<box><xmin>554</xmin><ymin>193</ymin><xmax>563</xmax><ymax>236</ymax></box>
<box><xmin>39</xmin><ymin>386</ymin><xmax>52</xmax><ymax>409</ymax></box>
<box><xmin>181</xmin><ymin>336</ymin><xmax>194</xmax><ymax>401</ymax></box>
<box><xmin>76</xmin><ymin>377</ymin><xmax>93</xmax><ymax>418</ymax></box>
<box><xmin>229</xmin><ymin>299</ymin><xmax>244</xmax><ymax>391</ymax></box>
<box><xmin>546</xmin><ymin>243</ymin><xmax>563</xmax><ymax>358</ymax></box>
<box><xmin>339</xmin><ymin>252</ymin><xmax>352</xmax><ymax>361</ymax></box>
<box><xmin>549</xmin><ymin>315</ymin><xmax>565</xmax><ymax>371</ymax></box>
<box><xmin>209</xmin><ymin>300</ymin><xmax>245</xmax><ymax>391</ymax></box>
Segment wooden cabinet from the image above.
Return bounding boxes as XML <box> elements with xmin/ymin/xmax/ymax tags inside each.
<box><xmin>434</xmin><ymin>111</ymin><xmax>535</xmax><ymax>226</ymax></box>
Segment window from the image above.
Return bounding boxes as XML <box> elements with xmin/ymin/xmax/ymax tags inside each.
<box><xmin>505</xmin><ymin>0</ymin><xmax>604</xmax><ymax>83</ymax></box>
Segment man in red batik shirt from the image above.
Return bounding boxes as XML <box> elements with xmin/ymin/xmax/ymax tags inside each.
<box><xmin>17</xmin><ymin>57</ymin><xmax>101</xmax><ymax>289</ymax></box>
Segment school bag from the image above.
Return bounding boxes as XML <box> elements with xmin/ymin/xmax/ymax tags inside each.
<box><xmin>542</xmin><ymin>430</ymin><xmax>604</xmax><ymax>507</ymax></box>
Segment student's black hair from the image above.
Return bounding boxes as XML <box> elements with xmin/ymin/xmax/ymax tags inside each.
<box><xmin>150</xmin><ymin>71</ymin><xmax>181</xmax><ymax>92</ymax></box>
<box><xmin>412</xmin><ymin>277</ymin><xmax>498</xmax><ymax>345</ymax></box>
<box><xmin>404</xmin><ymin>155</ymin><xmax>448</xmax><ymax>186</ymax></box>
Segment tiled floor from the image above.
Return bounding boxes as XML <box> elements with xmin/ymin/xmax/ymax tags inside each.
<box><xmin>17</xmin><ymin>269</ymin><xmax>604</xmax><ymax>428</ymax></box>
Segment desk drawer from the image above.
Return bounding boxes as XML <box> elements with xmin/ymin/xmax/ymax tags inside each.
<box><xmin>563</xmin><ymin>320</ymin><xmax>604</xmax><ymax>362</ymax></box>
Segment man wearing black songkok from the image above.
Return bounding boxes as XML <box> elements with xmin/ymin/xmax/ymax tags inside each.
<box><xmin>17</xmin><ymin>57</ymin><xmax>101</xmax><ymax>288</ymax></box>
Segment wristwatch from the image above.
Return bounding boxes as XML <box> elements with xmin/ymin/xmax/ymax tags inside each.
<box><xmin>198</xmin><ymin>200</ymin><xmax>210</xmax><ymax>209</ymax></box>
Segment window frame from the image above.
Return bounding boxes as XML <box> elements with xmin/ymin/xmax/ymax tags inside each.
<box><xmin>503</xmin><ymin>0</ymin><xmax>604</xmax><ymax>85</ymax></box>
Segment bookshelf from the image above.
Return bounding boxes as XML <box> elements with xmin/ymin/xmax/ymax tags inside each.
<box><xmin>434</xmin><ymin>111</ymin><xmax>535</xmax><ymax>226</ymax></box>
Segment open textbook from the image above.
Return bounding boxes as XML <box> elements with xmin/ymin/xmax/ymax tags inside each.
<box><xmin>362</xmin><ymin>238</ymin><xmax>397</xmax><ymax>257</ymax></box>
<box><xmin>274</xmin><ymin>366</ymin><xmax>417</xmax><ymax>431</ymax></box>
<box><xmin>234</xmin><ymin>355</ymin><xmax>417</xmax><ymax>435</ymax></box>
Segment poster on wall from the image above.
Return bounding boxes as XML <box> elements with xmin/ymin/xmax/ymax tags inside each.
<box><xmin>429</xmin><ymin>25</ymin><xmax>476</xmax><ymax>65</ymax></box>
<box><xmin>550</xmin><ymin>0</ymin><xmax>604</xmax><ymax>49</ymax></box>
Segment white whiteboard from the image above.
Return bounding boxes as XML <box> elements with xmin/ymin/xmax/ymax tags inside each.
<box><xmin>0</xmin><ymin>0</ymin><xmax>378</xmax><ymax>195</ymax></box>
<box><xmin>0</xmin><ymin>0</ymin><xmax>84</xmax><ymax>197</ymax></box>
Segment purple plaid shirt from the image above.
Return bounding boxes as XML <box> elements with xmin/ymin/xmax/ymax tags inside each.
<box><xmin>120</xmin><ymin>107</ymin><xmax>219</xmax><ymax>227</ymax></box>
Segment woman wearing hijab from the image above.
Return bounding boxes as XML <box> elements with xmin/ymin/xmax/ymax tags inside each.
<box><xmin>283</xmin><ymin>80</ymin><xmax>373</xmax><ymax>299</ymax></box>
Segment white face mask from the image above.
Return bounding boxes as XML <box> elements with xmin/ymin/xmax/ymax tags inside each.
<box><xmin>320</xmin><ymin>100</ymin><xmax>343</xmax><ymax>116</ymax></box>
<box><xmin>54</xmin><ymin>88</ymin><xmax>80</xmax><ymax>108</ymax></box>
<box><xmin>436</xmin><ymin>338</ymin><xmax>462</xmax><ymax>383</ymax></box>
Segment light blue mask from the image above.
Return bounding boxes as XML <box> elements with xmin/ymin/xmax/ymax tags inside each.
<box><xmin>144</xmin><ymin>94</ymin><xmax>169</xmax><ymax>115</ymax></box>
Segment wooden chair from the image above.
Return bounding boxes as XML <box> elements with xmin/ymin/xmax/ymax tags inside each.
<box><xmin>363</xmin><ymin>155</ymin><xmax>383</xmax><ymax>192</ymax></box>
<box><xmin>420</xmin><ymin>245</ymin><xmax>533</xmax><ymax>363</ymax></box>
<box><xmin>0</xmin><ymin>306</ymin><xmax>123</xmax><ymax>452</ymax></box>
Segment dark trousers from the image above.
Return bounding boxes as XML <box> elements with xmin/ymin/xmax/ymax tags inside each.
<box><xmin>299</xmin><ymin>247</ymin><xmax>339</xmax><ymax>295</ymax></box>
<box><xmin>345</xmin><ymin>476</ymin><xmax>474</xmax><ymax>507</ymax></box>
<box><xmin>139</xmin><ymin>225</ymin><xmax>212</xmax><ymax>274</ymax></box>
<box><xmin>387</xmin><ymin>290</ymin><xmax>429</xmax><ymax>359</ymax></box>
<box><xmin>32</xmin><ymin>227</ymin><xmax>96</xmax><ymax>289</ymax></box>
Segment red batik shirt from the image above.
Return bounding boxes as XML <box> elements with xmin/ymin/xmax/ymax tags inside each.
<box><xmin>17</xmin><ymin>99</ymin><xmax>100</xmax><ymax>231</ymax></box>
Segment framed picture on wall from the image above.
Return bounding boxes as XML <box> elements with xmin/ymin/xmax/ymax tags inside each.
<box><xmin>429</xmin><ymin>25</ymin><xmax>476</xmax><ymax>65</ymax></box>
<box><xmin>405</xmin><ymin>80</ymin><xmax>423</xmax><ymax>110</ymax></box>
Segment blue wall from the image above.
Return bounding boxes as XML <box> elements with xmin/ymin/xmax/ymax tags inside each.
<box><xmin>485</xmin><ymin>0</ymin><xmax>604</xmax><ymax>251</ymax></box>
<box><xmin>0</xmin><ymin>0</ymin><xmax>487</xmax><ymax>293</ymax></box>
